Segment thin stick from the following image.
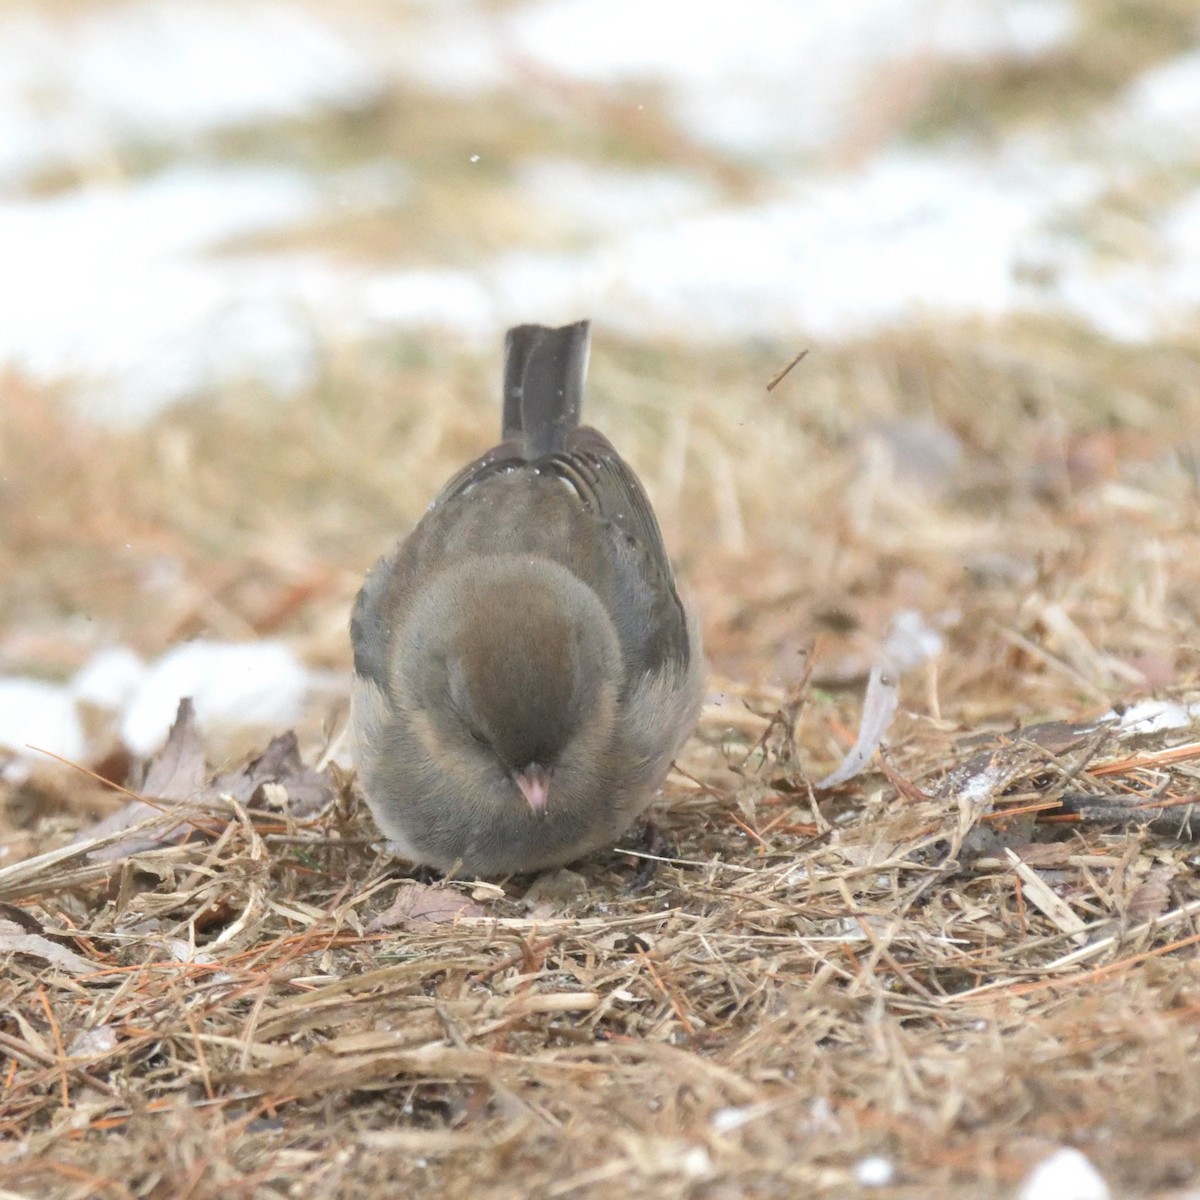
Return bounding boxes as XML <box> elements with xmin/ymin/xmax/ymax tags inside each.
<box><xmin>766</xmin><ymin>348</ymin><xmax>809</xmax><ymax>391</ymax></box>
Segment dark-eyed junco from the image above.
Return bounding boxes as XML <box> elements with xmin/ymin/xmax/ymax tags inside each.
<box><xmin>350</xmin><ymin>321</ymin><xmax>703</xmax><ymax>876</ymax></box>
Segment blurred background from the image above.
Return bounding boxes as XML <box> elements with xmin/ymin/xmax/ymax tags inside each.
<box><xmin>1</xmin><ymin>0</ymin><xmax>1198</xmax><ymax>825</ymax></box>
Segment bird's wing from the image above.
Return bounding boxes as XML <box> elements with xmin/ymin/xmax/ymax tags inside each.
<box><xmin>349</xmin><ymin>547</ymin><xmax>402</xmax><ymax>690</ymax></box>
<box><xmin>547</xmin><ymin>425</ymin><xmax>693</xmax><ymax>678</ymax></box>
<box><xmin>350</xmin><ymin>437</ymin><xmax>527</xmax><ymax>694</ymax></box>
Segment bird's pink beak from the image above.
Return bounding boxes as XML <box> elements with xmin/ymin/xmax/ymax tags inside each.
<box><xmin>515</xmin><ymin>764</ymin><xmax>551</xmax><ymax>816</ymax></box>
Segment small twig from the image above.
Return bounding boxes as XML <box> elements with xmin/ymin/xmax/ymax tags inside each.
<box><xmin>1092</xmin><ymin>741</ymin><xmax>1200</xmax><ymax>776</ymax></box>
<box><xmin>36</xmin><ymin>986</ymin><xmax>69</xmax><ymax>1111</ymax></box>
<box><xmin>620</xmin><ymin>849</ymin><xmax>759</xmax><ymax>875</ymax></box>
<box><xmin>636</xmin><ymin>948</ymin><xmax>696</xmax><ymax>1038</ymax></box>
<box><xmin>1004</xmin><ymin>849</ymin><xmax>1088</xmax><ymax>945</ymax></box>
<box><xmin>0</xmin><ymin>1030</ymin><xmax>115</xmax><ymax>1098</ymax></box>
<box><xmin>23</xmin><ymin>744</ymin><xmax>146</xmax><ymax>802</ymax></box>
<box><xmin>180</xmin><ymin>990</ymin><xmax>216</xmax><ymax>1102</ymax></box>
<box><xmin>945</xmin><ymin>896</ymin><xmax>1200</xmax><ymax>1003</ymax></box>
<box><xmin>766</xmin><ymin>348</ymin><xmax>809</xmax><ymax>391</ymax></box>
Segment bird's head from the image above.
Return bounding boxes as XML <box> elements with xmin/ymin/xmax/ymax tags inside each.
<box><xmin>401</xmin><ymin>556</ymin><xmax>622</xmax><ymax>821</ymax></box>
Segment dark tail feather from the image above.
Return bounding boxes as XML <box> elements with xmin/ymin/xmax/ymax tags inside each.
<box><xmin>502</xmin><ymin>325</ymin><xmax>541</xmax><ymax>443</ymax></box>
<box><xmin>501</xmin><ymin>321</ymin><xmax>591</xmax><ymax>458</ymax></box>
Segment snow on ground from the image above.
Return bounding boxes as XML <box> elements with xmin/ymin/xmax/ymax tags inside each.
<box><xmin>498</xmin><ymin>0</ymin><xmax>1076</xmax><ymax>157</ymax></box>
<box><xmin>0</xmin><ymin>157</ymin><xmax>406</xmax><ymax>420</ymax></box>
<box><xmin>0</xmin><ymin>0</ymin><xmax>1197</xmax><ymax>422</ymax></box>
<box><xmin>1017</xmin><ymin>1148</ymin><xmax>1110</xmax><ymax>1200</ymax></box>
<box><xmin>0</xmin><ymin>641</ymin><xmax>314</xmax><ymax>766</ymax></box>
<box><xmin>0</xmin><ymin>678</ymin><xmax>88</xmax><ymax>763</ymax></box>
<box><xmin>1120</xmin><ymin>46</ymin><xmax>1200</xmax><ymax>150</ymax></box>
<box><xmin>0</xmin><ymin>165</ymin><xmax>330</xmax><ymax>419</ymax></box>
<box><xmin>0</xmin><ymin>0</ymin><xmax>383</xmax><ymax>185</ymax></box>
<box><xmin>118</xmin><ymin>640</ymin><xmax>310</xmax><ymax>755</ymax></box>
<box><xmin>1041</xmin><ymin>180</ymin><xmax>1200</xmax><ymax>343</ymax></box>
<box><xmin>310</xmin><ymin>141</ymin><xmax>1106</xmax><ymax>341</ymax></box>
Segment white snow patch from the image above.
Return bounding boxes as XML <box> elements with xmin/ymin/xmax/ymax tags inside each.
<box><xmin>13</xmin><ymin>132</ymin><xmax>1190</xmax><ymax>417</ymax></box>
<box><xmin>1017</xmin><ymin>1147</ymin><xmax>1109</xmax><ymax>1200</ymax></box>
<box><xmin>324</xmin><ymin>144</ymin><xmax>1104</xmax><ymax>344</ymax></box>
<box><xmin>854</xmin><ymin>1155</ymin><xmax>895</xmax><ymax>1187</ymax></box>
<box><xmin>66</xmin><ymin>1025</ymin><xmax>119</xmax><ymax>1058</ymax></box>
<box><xmin>1031</xmin><ymin>182</ymin><xmax>1200</xmax><ymax>343</ymax></box>
<box><xmin>381</xmin><ymin>5</ymin><xmax>513</xmax><ymax>95</ymax></box>
<box><xmin>5</xmin><ymin>0</ymin><xmax>1200</xmax><ymax>418</ymax></box>
<box><xmin>504</xmin><ymin>0</ymin><xmax>1075</xmax><ymax>157</ymax></box>
<box><xmin>516</xmin><ymin>160</ymin><xmax>714</xmax><ymax>237</ymax></box>
<box><xmin>0</xmin><ymin>0</ymin><xmax>383</xmax><ymax>184</ymax></box>
<box><xmin>710</xmin><ymin>1106</ymin><xmax>756</xmax><ymax>1134</ymax></box>
<box><xmin>355</xmin><ymin>268</ymin><xmax>496</xmax><ymax>338</ymax></box>
<box><xmin>71</xmin><ymin>647</ymin><xmax>147</xmax><ymax>712</ymax></box>
<box><xmin>0</xmin><ymin>678</ymin><xmax>87</xmax><ymax>762</ymax></box>
<box><xmin>488</xmin><ymin>146</ymin><xmax>1100</xmax><ymax>339</ymax></box>
<box><xmin>1108</xmin><ymin>698</ymin><xmax>1200</xmax><ymax>735</ymax></box>
<box><xmin>1120</xmin><ymin>48</ymin><xmax>1200</xmax><ymax>149</ymax></box>
<box><xmin>120</xmin><ymin>640</ymin><xmax>310</xmax><ymax>756</ymax></box>
<box><xmin>0</xmin><ymin>165</ymin><xmax>345</xmax><ymax>422</ymax></box>
<box><xmin>957</xmin><ymin>762</ymin><xmax>1010</xmax><ymax>805</ymax></box>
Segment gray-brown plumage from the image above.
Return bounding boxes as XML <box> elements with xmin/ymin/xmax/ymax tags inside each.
<box><xmin>350</xmin><ymin>321</ymin><xmax>703</xmax><ymax>876</ymax></box>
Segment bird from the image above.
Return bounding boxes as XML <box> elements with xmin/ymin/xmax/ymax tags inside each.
<box><xmin>349</xmin><ymin>320</ymin><xmax>704</xmax><ymax>877</ymax></box>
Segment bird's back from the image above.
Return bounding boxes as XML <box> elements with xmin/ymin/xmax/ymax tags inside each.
<box><xmin>352</xmin><ymin>322</ymin><xmax>692</xmax><ymax>700</ymax></box>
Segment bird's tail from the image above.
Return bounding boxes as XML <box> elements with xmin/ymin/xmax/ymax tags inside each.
<box><xmin>502</xmin><ymin>320</ymin><xmax>591</xmax><ymax>459</ymax></box>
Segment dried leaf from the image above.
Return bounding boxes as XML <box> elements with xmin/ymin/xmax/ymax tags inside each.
<box><xmin>210</xmin><ymin>730</ymin><xmax>335</xmax><ymax>817</ymax></box>
<box><xmin>81</xmin><ymin>698</ymin><xmax>206</xmax><ymax>859</ymax></box>
<box><xmin>138</xmin><ymin>696</ymin><xmax>206</xmax><ymax>801</ymax></box>
<box><xmin>521</xmin><ymin>868</ymin><xmax>588</xmax><ymax>909</ymax></box>
<box><xmin>367</xmin><ymin>883</ymin><xmax>488</xmax><ymax>931</ymax></box>
<box><xmin>1004</xmin><ymin>841</ymin><xmax>1079</xmax><ymax>868</ymax></box>
<box><xmin>0</xmin><ymin>918</ymin><xmax>95</xmax><ymax>976</ymax></box>
<box><xmin>80</xmin><ymin>702</ymin><xmax>334</xmax><ymax>862</ymax></box>
<box><xmin>0</xmin><ymin>901</ymin><xmax>45</xmax><ymax>935</ymax></box>
<box><xmin>1128</xmin><ymin>866</ymin><xmax>1175</xmax><ymax>924</ymax></box>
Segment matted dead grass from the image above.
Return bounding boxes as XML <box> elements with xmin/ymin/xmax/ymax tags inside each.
<box><xmin>2</xmin><ymin>318</ymin><xmax>1200</xmax><ymax>1198</ymax></box>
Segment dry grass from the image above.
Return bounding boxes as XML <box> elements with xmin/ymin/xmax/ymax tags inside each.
<box><xmin>5</xmin><ymin>0</ymin><xmax>1200</xmax><ymax>1192</ymax></box>
<box><xmin>4</xmin><ymin>698</ymin><xmax>1200</xmax><ymax>1200</ymax></box>
<box><xmin>3</xmin><ymin>319</ymin><xmax>1200</xmax><ymax>1198</ymax></box>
